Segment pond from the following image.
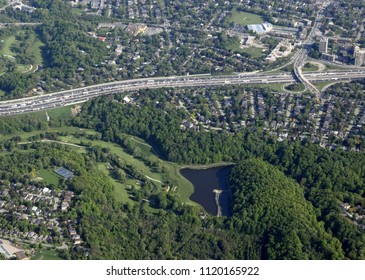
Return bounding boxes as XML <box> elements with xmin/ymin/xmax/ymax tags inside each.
<box><xmin>180</xmin><ymin>165</ymin><xmax>233</xmax><ymax>217</ymax></box>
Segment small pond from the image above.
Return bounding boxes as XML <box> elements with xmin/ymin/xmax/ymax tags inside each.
<box><xmin>180</xmin><ymin>165</ymin><xmax>233</xmax><ymax>217</ymax></box>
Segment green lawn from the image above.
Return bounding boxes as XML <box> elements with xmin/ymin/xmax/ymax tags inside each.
<box><xmin>0</xmin><ymin>31</ymin><xmax>45</xmax><ymax>73</ymax></box>
<box><xmin>253</xmin><ymin>83</ymin><xmax>286</xmax><ymax>92</ymax></box>
<box><xmin>0</xmin><ymin>125</ymin><xmax>93</xmax><ymax>142</ymax></box>
<box><xmin>37</xmin><ymin>169</ymin><xmax>61</xmax><ymax>186</ymax></box>
<box><xmin>59</xmin><ymin>133</ymin><xmax>196</xmax><ymax>204</ymax></box>
<box><xmin>323</xmin><ymin>63</ymin><xmax>347</xmax><ymax>70</ymax></box>
<box><xmin>225</xmin><ymin>40</ymin><xmax>264</xmax><ymax>58</ymax></box>
<box><xmin>31</xmin><ymin>249</ymin><xmax>63</xmax><ymax>260</ymax></box>
<box><xmin>71</xmin><ymin>7</ymin><xmax>85</xmax><ymax>15</ymax></box>
<box><xmin>16</xmin><ymin>64</ymin><xmax>30</xmax><ymax>73</ymax></box>
<box><xmin>47</xmin><ymin>105</ymin><xmax>74</xmax><ymax>120</ymax></box>
<box><xmin>97</xmin><ymin>163</ymin><xmax>136</xmax><ymax>204</ymax></box>
<box><xmin>313</xmin><ymin>81</ymin><xmax>339</xmax><ymax>91</ymax></box>
<box><xmin>242</xmin><ymin>47</ymin><xmax>265</xmax><ymax>58</ymax></box>
<box><xmin>226</xmin><ymin>10</ymin><xmax>264</xmax><ymax>25</ymax></box>
<box><xmin>0</xmin><ymin>35</ymin><xmax>17</xmax><ymax>57</ymax></box>
<box><xmin>4</xmin><ymin>104</ymin><xmax>74</xmax><ymax>124</ymax></box>
<box><xmin>302</xmin><ymin>62</ymin><xmax>319</xmax><ymax>72</ymax></box>
<box><xmin>284</xmin><ymin>83</ymin><xmax>305</xmax><ymax>92</ymax></box>
<box><xmin>30</xmin><ymin>37</ymin><xmax>45</xmax><ymax>65</ymax></box>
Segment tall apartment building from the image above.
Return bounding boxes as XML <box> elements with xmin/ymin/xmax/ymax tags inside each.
<box><xmin>354</xmin><ymin>46</ymin><xmax>365</xmax><ymax>66</ymax></box>
<box><xmin>319</xmin><ymin>37</ymin><xmax>328</xmax><ymax>53</ymax></box>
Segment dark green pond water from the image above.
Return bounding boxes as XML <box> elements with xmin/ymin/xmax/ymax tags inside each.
<box><xmin>180</xmin><ymin>165</ymin><xmax>233</xmax><ymax>217</ymax></box>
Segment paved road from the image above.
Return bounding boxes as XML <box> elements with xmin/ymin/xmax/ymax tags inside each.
<box><xmin>293</xmin><ymin>0</ymin><xmax>332</xmax><ymax>97</ymax></box>
<box><xmin>0</xmin><ymin>69</ymin><xmax>365</xmax><ymax>116</ymax></box>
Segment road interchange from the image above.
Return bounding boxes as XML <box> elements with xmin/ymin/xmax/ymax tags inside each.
<box><xmin>0</xmin><ymin>69</ymin><xmax>365</xmax><ymax>116</ymax></box>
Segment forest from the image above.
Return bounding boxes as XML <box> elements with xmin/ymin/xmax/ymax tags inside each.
<box><xmin>1</xmin><ymin>91</ymin><xmax>365</xmax><ymax>259</ymax></box>
<box><xmin>70</xmin><ymin>94</ymin><xmax>365</xmax><ymax>259</ymax></box>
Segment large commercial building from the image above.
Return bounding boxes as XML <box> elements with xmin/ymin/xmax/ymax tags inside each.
<box><xmin>247</xmin><ymin>22</ymin><xmax>273</xmax><ymax>34</ymax></box>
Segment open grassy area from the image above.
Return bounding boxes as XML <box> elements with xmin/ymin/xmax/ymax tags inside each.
<box><xmin>30</xmin><ymin>38</ymin><xmax>45</xmax><ymax>66</ymax></box>
<box><xmin>313</xmin><ymin>81</ymin><xmax>341</xmax><ymax>91</ymax></box>
<box><xmin>253</xmin><ymin>83</ymin><xmax>287</xmax><ymax>92</ymax></box>
<box><xmin>97</xmin><ymin>162</ymin><xmax>137</xmax><ymax>204</ymax></box>
<box><xmin>37</xmin><ymin>169</ymin><xmax>61</xmax><ymax>186</ymax></box>
<box><xmin>224</xmin><ymin>39</ymin><xmax>264</xmax><ymax>58</ymax></box>
<box><xmin>1</xmin><ymin>122</ymin><xmax>194</xmax><ymax>204</ymax></box>
<box><xmin>0</xmin><ymin>31</ymin><xmax>45</xmax><ymax>73</ymax></box>
<box><xmin>226</xmin><ymin>10</ymin><xmax>264</xmax><ymax>25</ymax></box>
<box><xmin>31</xmin><ymin>248</ymin><xmax>63</xmax><ymax>260</ymax></box>
<box><xmin>242</xmin><ymin>47</ymin><xmax>265</xmax><ymax>58</ymax></box>
<box><xmin>0</xmin><ymin>124</ymin><xmax>93</xmax><ymax>142</ymax></box>
<box><xmin>0</xmin><ymin>35</ymin><xmax>17</xmax><ymax>57</ymax></box>
<box><xmin>1</xmin><ymin>104</ymin><xmax>74</xmax><ymax>126</ymax></box>
<box><xmin>56</xmin><ymin>131</ymin><xmax>198</xmax><ymax>203</ymax></box>
<box><xmin>71</xmin><ymin>7</ymin><xmax>86</xmax><ymax>15</ymax></box>
<box><xmin>323</xmin><ymin>63</ymin><xmax>349</xmax><ymax>70</ymax></box>
<box><xmin>47</xmin><ymin>105</ymin><xmax>74</xmax><ymax>120</ymax></box>
<box><xmin>284</xmin><ymin>83</ymin><xmax>305</xmax><ymax>92</ymax></box>
<box><xmin>59</xmin><ymin>133</ymin><xmax>196</xmax><ymax>204</ymax></box>
<box><xmin>302</xmin><ymin>62</ymin><xmax>319</xmax><ymax>72</ymax></box>
<box><xmin>121</xmin><ymin>134</ymin><xmax>196</xmax><ymax>204</ymax></box>
<box><xmin>16</xmin><ymin>64</ymin><xmax>30</xmax><ymax>73</ymax></box>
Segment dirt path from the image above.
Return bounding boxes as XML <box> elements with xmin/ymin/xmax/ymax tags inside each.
<box><xmin>145</xmin><ymin>175</ymin><xmax>163</xmax><ymax>184</ymax></box>
<box><xmin>18</xmin><ymin>139</ymin><xmax>84</xmax><ymax>148</ymax></box>
<box><xmin>130</xmin><ymin>136</ymin><xmax>152</xmax><ymax>148</ymax></box>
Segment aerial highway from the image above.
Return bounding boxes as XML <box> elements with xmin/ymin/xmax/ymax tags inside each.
<box><xmin>0</xmin><ymin>69</ymin><xmax>365</xmax><ymax>116</ymax></box>
<box><xmin>293</xmin><ymin>0</ymin><xmax>331</xmax><ymax>97</ymax></box>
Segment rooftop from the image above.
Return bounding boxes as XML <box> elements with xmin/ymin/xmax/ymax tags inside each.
<box><xmin>55</xmin><ymin>167</ymin><xmax>74</xmax><ymax>179</ymax></box>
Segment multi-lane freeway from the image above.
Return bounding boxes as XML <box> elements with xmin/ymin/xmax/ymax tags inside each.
<box><xmin>0</xmin><ymin>69</ymin><xmax>364</xmax><ymax>116</ymax></box>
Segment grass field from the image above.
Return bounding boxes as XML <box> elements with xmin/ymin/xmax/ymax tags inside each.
<box><xmin>31</xmin><ymin>249</ymin><xmax>63</xmax><ymax>260</ymax></box>
<box><xmin>284</xmin><ymin>83</ymin><xmax>306</xmax><ymax>92</ymax></box>
<box><xmin>0</xmin><ymin>35</ymin><xmax>31</xmax><ymax>73</ymax></box>
<box><xmin>323</xmin><ymin>63</ymin><xmax>347</xmax><ymax>70</ymax></box>
<box><xmin>46</xmin><ymin>105</ymin><xmax>74</xmax><ymax>120</ymax></box>
<box><xmin>59</xmin><ymin>133</ymin><xmax>196</xmax><ymax>204</ymax></box>
<box><xmin>226</xmin><ymin>10</ymin><xmax>264</xmax><ymax>25</ymax></box>
<box><xmin>302</xmin><ymin>62</ymin><xmax>319</xmax><ymax>72</ymax></box>
<box><xmin>37</xmin><ymin>169</ymin><xmax>61</xmax><ymax>186</ymax></box>
<box><xmin>71</xmin><ymin>7</ymin><xmax>85</xmax><ymax>15</ymax></box>
<box><xmin>225</xmin><ymin>40</ymin><xmax>264</xmax><ymax>58</ymax></box>
<box><xmin>30</xmin><ymin>38</ymin><xmax>45</xmax><ymax>66</ymax></box>
<box><xmin>1</xmin><ymin>35</ymin><xmax>17</xmax><ymax>57</ymax></box>
<box><xmin>97</xmin><ymin>162</ymin><xmax>136</xmax><ymax>204</ymax></box>
<box><xmin>313</xmin><ymin>81</ymin><xmax>340</xmax><ymax>91</ymax></box>
<box><xmin>0</xmin><ymin>31</ymin><xmax>44</xmax><ymax>73</ymax></box>
<box><xmin>253</xmin><ymin>83</ymin><xmax>286</xmax><ymax>92</ymax></box>
<box><xmin>242</xmin><ymin>47</ymin><xmax>265</xmax><ymax>58</ymax></box>
<box><xmin>1</xmin><ymin>104</ymin><xmax>75</xmax><ymax>126</ymax></box>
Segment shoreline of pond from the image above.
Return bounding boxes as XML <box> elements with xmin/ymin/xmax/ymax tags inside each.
<box><xmin>180</xmin><ymin>165</ymin><xmax>234</xmax><ymax>217</ymax></box>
